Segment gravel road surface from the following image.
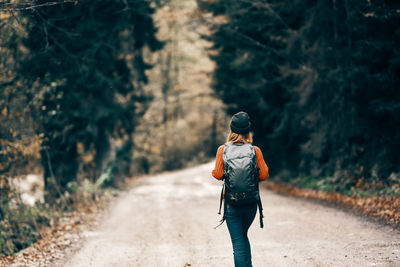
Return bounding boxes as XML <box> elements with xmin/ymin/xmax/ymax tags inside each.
<box><xmin>65</xmin><ymin>162</ymin><xmax>400</xmax><ymax>267</ymax></box>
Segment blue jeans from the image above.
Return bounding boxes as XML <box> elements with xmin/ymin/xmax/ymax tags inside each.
<box><xmin>225</xmin><ymin>202</ymin><xmax>257</xmax><ymax>267</ymax></box>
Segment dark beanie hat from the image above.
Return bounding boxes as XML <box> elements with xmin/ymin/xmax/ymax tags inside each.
<box><xmin>230</xmin><ymin>111</ymin><xmax>251</xmax><ymax>134</ymax></box>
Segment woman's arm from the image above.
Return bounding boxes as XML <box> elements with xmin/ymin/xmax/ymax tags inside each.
<box><xmin>211</xmin><ymin>145</ymin><xmax>225</xmax><ymax>180</ymax></box>
<box><xmin>253</xmin><ymin>146</ymin><xmax>269</xmax><ymax>180</ymax></box>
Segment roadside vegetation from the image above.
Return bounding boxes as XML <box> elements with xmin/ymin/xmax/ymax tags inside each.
<box><xmin>284</xmin><ymin>175</ymin><xmax>400</xmax><ymax>198</ymax></box>
<box><xmin>0</xmin><ymin>0</ymin><xmax>226</xmax><ymax>256</ymax></box>
<box><xmin>0</xmin><ymin>0</ymin><xmax>163</xmax><ymax>256</ymax></box>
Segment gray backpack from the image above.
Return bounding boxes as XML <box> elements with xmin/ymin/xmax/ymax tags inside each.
<box><xmin>216</xmin><ymin>142</ymin><xmax>264</xmax><ymax>228</ymax></box>
<box><xmin>223</xmin><ymin>142</ymin><xmax>259</xmax><ymax>205</ymax></box>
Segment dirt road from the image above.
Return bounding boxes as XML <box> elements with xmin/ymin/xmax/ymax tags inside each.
<box><xmin>65</xmin><ymin>162</ymin><xmax>400</xmax><ymax>267</ymax></box>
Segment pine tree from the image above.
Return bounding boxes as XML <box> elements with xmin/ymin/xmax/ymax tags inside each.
<box><xmin>198</xmin><ymin>0</ymin><xmax>400</xmax><ymax>182</ymax></box>
<box><xmin>18</xmin><ymin>0</ymin><xmax>164</xmax><ymax>198</ymax></box>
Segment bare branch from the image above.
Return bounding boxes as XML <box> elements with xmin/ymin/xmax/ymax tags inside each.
<box><xmin>0</xmin><ymin>1</ymin><xmax>75</xmax><ymax>12</ymax></box>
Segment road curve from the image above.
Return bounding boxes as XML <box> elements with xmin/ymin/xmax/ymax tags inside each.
<box><xmin>65</xmin><ymin>162</ymin><xmax>400</xmax><ymax>267</ymax></box>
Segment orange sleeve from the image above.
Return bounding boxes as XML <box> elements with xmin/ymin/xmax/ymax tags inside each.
<box><xmin>253</xmin><ymin>146</ymin><xmax>269</xmax><ymax>180</ymax></box>
<box><xmin>211</xmin><ymin>145</ymin><xmax>225</xmax><ymax>180</ymax></box>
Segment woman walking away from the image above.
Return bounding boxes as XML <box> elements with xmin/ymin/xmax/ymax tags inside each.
<box><xmin>212</xmin><ymin>111</ymin><xmax>269</xmax><ymax>267</ymax></box>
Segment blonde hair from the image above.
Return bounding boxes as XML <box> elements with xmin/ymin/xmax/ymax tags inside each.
<box><xmin>226</xmin><ymin>130</ymin><xmax>253</xmax><ymax>144</ymax></box>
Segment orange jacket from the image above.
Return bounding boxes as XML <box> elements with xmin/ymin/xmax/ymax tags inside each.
<box><xmin>212</xmin><ymin>143</ymin><xmax>269</xmax><ymax>180</ymax></box>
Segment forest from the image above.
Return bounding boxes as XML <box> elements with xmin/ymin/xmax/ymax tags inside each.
<box><xmin>1</xmin><ymin>0</ymin><xmax>399</xmax><ymax>258</ymax></box>
<box><xmin>198</xmin><ymin>0</ymin><xmax>400</xmax><ymax>192</ymax></box>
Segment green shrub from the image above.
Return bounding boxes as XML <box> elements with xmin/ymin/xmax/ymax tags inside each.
<box><xmin>0</xmin><ymin>202</ymin><xmax>51</xmax><ymax>256</ymax></box>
